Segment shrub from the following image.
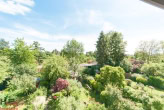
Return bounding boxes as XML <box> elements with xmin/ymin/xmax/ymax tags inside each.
<box><xmin>48</xmin><ymin>96</ymin><xmax>86</xmax><ymax>110</ymax></box>
<box><xmin>0</xmin><ymin>56</ymin><xmax>12</xmax><ymax>83</ymax></box>
<box><xmin>67</xmin><ymin>79</ymin><xmax>89</xmax><ymax>100</ymax></box>
<box><xmin>148</xmin><ymin>76</ymin><xmax>164</xmax><ymax>90</ymax></box>
<box><xmin>7</xmin><ymin>74</ymin><xmax>36</xmax><ymax>96</ymax></box>
<box><xmin>130</xmin><ymin>73</ymin><xmax>143</xmax><ymax>81</ymax></box>
<box><xmin>24</xmin><ymin>87</ymin><xmax>47</xmax><ymax>110</ymax></box>
<box><xmin>100</xmin><ymin>84</ymin><xmax>122</xmax><ymax>109</ymax></box>
<box><xmin>100</xmin><ymin>84</ymin><xmax>142</xmax><ymax>110</ymax></box>
<box><xmin>83</xmin><ymin>65</ymin><xmax>99</xmax><ymax>76</ymax></box>
<box><xmin>14</xmin><ymin>63</ymin><xmax>37</xmax><ymax>76</ymax></box>
<box><xmin>0</xmin><ymin>91</ymin><xmax>18</xmax><ymax>107</ymax></box>
<box><xmin>93</xmin><ymin>66</ymin><xmax>125</xmax><ymax>92</ymax></box>
<box><xmin>52</xmin><ymin>78</ymin><xmax>69</xmax><ymax>93</ymax></box>
<box><xmin>131</xmin><ymin>59</ymin><xmax>144</xmax><ymax>73</ymax></box>
<box><xmin>120</xmin><ymin>59</ymin><xmax>132</xmax><ymax>73</ymax></box>
<box><xmin>41</xmin><ymin>55</ymin><xmax>69</xmax><ymax>88</ymax></box>
<box><xmin>86</xmin><ymin>103</ymin><xmax>106</xmax><ymax>110</ymax></box>
<box><xmin>136</xmin><ymin>76</ymin><xmax>148</xmax><ymax>85</ymax></box>
<box><xmin>141</xmin><ymin>63</ymin><xmax>162</xmax><ymax>76</ymax></box>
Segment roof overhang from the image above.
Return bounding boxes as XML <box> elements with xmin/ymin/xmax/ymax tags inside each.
<box><xmin>142</xmin><ymin>0</ymin><xmax>164</xmax><ymax>9</ymax></box>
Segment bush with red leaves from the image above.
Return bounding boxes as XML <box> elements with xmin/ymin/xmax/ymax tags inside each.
<box><xmin>130</xmin><ymin>59</ymin><xmax>144</xmax><ymax>73</ymax></box>
<box><xmin>52</xmin><ymin>78</ymin><xmax>69</xmax><ymax>93</ymax></box>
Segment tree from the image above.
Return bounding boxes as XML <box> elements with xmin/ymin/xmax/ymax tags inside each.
<box><xmin>61</xmin><ymin>39</ymin><xmax>84</xmax><ymax>76</ymax></box>
<box><xmin>0</xmin><ymin>56</ymin><xmax>12</xmax><ymax>83</ymax></box>
<box><xmin>9</xmin><ymin>38</ymin><xmax>35</xmax><ymax>66</ymax></box>
<box><xmin>96</xmin><ymin>31</ymin><xmax>126</xmax><ymax>67</ymax></box>
<box><xmin>0</xmin><ymin>39</ymin><xmax>10</xmax><ymax>56</ymax></box>
<box><xmin>32</xmin><ymin>41</ymin><xmax>46</xmax><ymax>64</ymax></box>
<box><xmin>61</xmin><ymin>39</ymin><xmax>84</xmax><ymax>59</ymax></box>
<box><xmin>135</xmin><ymin>40</ymin><xmax>160</xmax><ymax>63</ymax></box>
<box><xmin>96</xmin><ymin>31</ymin><xmax>110</xmax><ymax>67</ymax></box>
<box><xmin>41</xmin><ymin>55</ymin><xmax>69</xmax><ymax>88</ymax></box>
<box><xmin>0</xmin><ymin>39</ymin><xmax>9</xmax><ymax>50</ymax></box>
<box><xmin>52</xmin><ymin>49</ymin><xmax>60</xmax><ymax>55</ymax></box>
<box><xmin>107</xmin><ymin>31</ymin><xmax>126</xmax><ymax>66</ymax></box>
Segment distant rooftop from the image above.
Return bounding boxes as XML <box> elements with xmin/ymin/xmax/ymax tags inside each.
<box><xmin>80</xmin><ymin>62</ymin><xmax>97</xmax><ymax>67</ymax></box>
<box><xmin>142</xmin><ymin>0</ymin><xmax>164</xmax><ymax>9</ymax></box>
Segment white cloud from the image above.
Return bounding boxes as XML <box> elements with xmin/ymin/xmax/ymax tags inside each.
<box><xmin>0</xmin><ymin>24</ymin><xmax>98</xmax><ymax>52</ymax></box>
<box><xmin>0</xmin><ymin>0</ymin><xmax>34</xmax><ymax>15</ymax></box>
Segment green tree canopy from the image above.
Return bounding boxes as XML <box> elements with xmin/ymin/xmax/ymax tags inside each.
<box><xmin>107</xmin><ymin>31</ymin><xmax>126</xmax><ymax>66</ymax></box>
<box><xmin>9</xmin><ymin>38</ymin><xmax>35</xmax><ymax>66</ymax></box>
<box><xmin>0</xmin><ymin>56</ymin><xmax>12</xmax><ymax>83</ymax></box>
<box><xmin>61</xmin><ymin>39</ymin><xmax>84</xmax><ymax>58</ymax></box>
<box><xmin>96</xmin><ymin>31</ymin><xmax>126</xmax><ymax>67</ymax></box>
<box><xmin>0</xmin><ymin>39</ymin><xmax>9</xmax><ymax>50</ymax></box>
<box><xmin>41</xmin><ymin>55</ymin><xmax>69</xmax><ymax>88</ymax></box>
<box><xmin>32</xmin><ymin>41</ymin><xmax>46</xmax><ymax>64</ymax></box>
<box><xmin>96</xmin><ymin>31</ymin><xmax>110</xmax><ymax>67</ymax></box>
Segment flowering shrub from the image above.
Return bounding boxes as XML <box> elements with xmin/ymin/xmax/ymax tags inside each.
<box><xmin>52</xmin><ymin>78</ymin><xmax>69</xmax><ymax>93</ymax></box>
<box><xmin>131</xmin><ymin>59</ymin><xmax>144</xmax><ymax>73</ymax></box>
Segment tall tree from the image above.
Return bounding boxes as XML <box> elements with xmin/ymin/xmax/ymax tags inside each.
<box><xmin>9</xmin><ymin>38</ymin><xmax>35</xmax><ymax>66</ymax></box>
<box><xmin>0</xmin><ymin>39</ymin><xmax>9</xmax><ymax>50</ymax></box>
<box><xmin>61</xmin><ymin>39</ymin><xmax>84</xmax><ymax>77</ymax></box>
<box><xmin>108</xmin><ymin>31</ymin><xmax>126</xmax><ymax>66</ymax></box>
<box><xmin>96</xmin><ymin>31</ymin><xmax>110</xmax><ymax>67</ymax></box>
<box><xmin>96</xmin><ymin>31</ymin><xmax>126</xmax><ymax>67</ymax></box>
<box><xmin>32</xmin><ymin>41</ymin><xmax>46</xmax><ymax>64</ymax></box>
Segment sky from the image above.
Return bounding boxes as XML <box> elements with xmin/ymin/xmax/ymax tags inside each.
<box><xmin>0</xmin><ymin>0</ymin><xmax>164</xmax><ymax>54</ymax></box>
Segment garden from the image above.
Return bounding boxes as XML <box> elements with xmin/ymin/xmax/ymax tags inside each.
<box><xmin>0</xmin><ymin>31</ymin><xmax>164</xmax><ymax>110</ymax></box>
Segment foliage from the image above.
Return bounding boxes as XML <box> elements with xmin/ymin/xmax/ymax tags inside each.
<box><xmin>148</xmin><ymin>76</ymin><xmax>164</xmax><ymax>90</ymax></box>
<box><xmin>48</xmin><ymin>79</ymin><xmax>90</xmax><ymax>110</ymax></box>
<box><xmin>61</xmin><ymin>39</ymin><xmax>84</xmax><ymax>59</ymax></box>
<box><xmin>41</xmin><ymin>55</ymin><xmax>69</xmax><ymax>88</ymax></box>
<box><xmin>32</xmin><ymin>41</ymin><xmax>46</xmax><ymax>64</ymax></box>
<box><xmin>48</xmin><ymin>96</ymin><xmax>86</xmax><ymax>110</ymax></box>
<box><xmin>9</xmin><ymin>38</ymin><xmax>35</xmax><ymax>66</ymax></box>
<box><xmin>67</xmin><ymin>79</ymin><xmax>89</xmax><ymax>100</ymax></box>
<box><xmin>69</xmin><ymin>57</ymin><xmax>80</xmax><ymax>76</ymax></box>
<box><xmin>131</xmin><ymin>59</ymin><xmax>144</xmax><ymax>73</ymax></box>
<box><xmin>0</xmin><ymin>56</ymin><xmax>12</xmax><ymax>83</ymax></box>
<box><xmin>86</xmin><ymin>102</ymin><xmax>106</xmax><ymax>110</ymax></box>
<box><xmin>24</xmin><ymin>87</ymin><xmax>47</xmax><ymax>110</ymax></box>
<box><xmin>96</xmin><ymin>31</ymin><xmax>126</xmax><ymax>67</ymax></box>
<box><xmin>135</xmin><ymin>40</ymin><xmax>161</xmax><ymax>63</ymax></box>
<box><xmin>7</xmin><ymin>74</ymin><xmax>36</xmax><ymax>96</ymax></box>
<box><xmin>107</xmin><ymin>31</ymin><xmax>126</xmax><ymax>66</ymax></box>
<box><xmin>120</xmin><ymin>59</ymin><xmax>132</xmax><ymax>73</ymax></box>
<box><xmin>141</xmin><ymin>63</ymin><xmax>162</xmax><ymax>76</ymax></box>
<box><xmin>52</xmin><ymin>78</ymin><xmax>69</xmax><ymax>93</ymax></box>
<box><xmin>136</xmin><ymin>76</ymin><xmax>148</xmax><ymax>85</ymax></box>
<box><xmin>0</xmin><ymin>91</ymin><xmax>18</xmax><ymax>107</ymax></box>
<box><xmin>0</xmin><ymin>39</ymin><xmax>9</xmax><ymax>50</ymax></box>
<box><xmin>14</xmin><ymin>63</ymin><xmax>37</xmax><ymax>76</ymax></box>
<box><xmin>100</xmin><ymin>84</ymin><xmax>143</xmax><ymax>110</ymax></box>
<box><xmin>122</xmin><ymin>83</ymin><xmax>164</xmax><ymax>110</ymax></box>
<box><xmin>100</xmin><ymin>85</ymin><xmax>122</xmax><ymax>109</ymax></box>
<box><xmin>83</xmin><ymin>65</ymin><xmax>99</xmax><ymax>76</ymax></box>
<box><xmin>94</xmin><ymin>66</ymin><xmax>125</xmax><ymax>92</ymax></box>
<box><xmin>96</xmin><ymin>31</ymin><xmax>110</xmax><ymax>67</ymax></box>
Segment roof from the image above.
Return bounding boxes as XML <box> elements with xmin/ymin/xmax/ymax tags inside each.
<box><xmin>80</xmin><ymin>62</ymin><xmax>97</xmax><ymax>67</ymax></box>
<box><xmin>142</xmin><ymin>0</ymin><xmax>164</xmax><ymax>9</ymax></box>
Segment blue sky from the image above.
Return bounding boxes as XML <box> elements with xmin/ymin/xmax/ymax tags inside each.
<box><xmin>0</xmin><ymin>0</ymin><xmax>164</xmax><ymax>54</ymax></box>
